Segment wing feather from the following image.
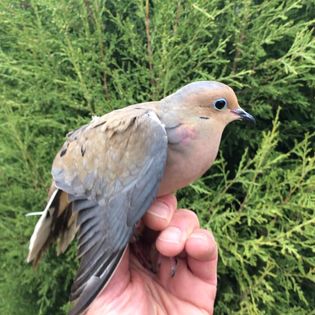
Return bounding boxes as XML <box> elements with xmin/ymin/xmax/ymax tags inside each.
<box><xmin>51</xmin><ymin>108</ymin><xmax>167</xmax><ymax>315</ymax></box>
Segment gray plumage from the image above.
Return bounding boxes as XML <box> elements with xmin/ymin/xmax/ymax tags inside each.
<box><xmin>27</xmin><ymin>81</ymin><xmax>255</xmax><ymax>315</ymax></box>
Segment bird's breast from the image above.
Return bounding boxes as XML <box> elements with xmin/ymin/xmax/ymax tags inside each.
<box><xmin>158</xmin><ymin>123</ymin><xmax>223</xmax><ymax>196</ymax></box>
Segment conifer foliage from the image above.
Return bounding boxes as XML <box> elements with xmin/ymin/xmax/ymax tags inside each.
<box><xmin>0</xmin><ymin>1</ymin><xmax>314</xmax><ymax>314</ymax></box>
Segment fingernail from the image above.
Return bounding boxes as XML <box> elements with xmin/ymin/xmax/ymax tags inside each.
<box><xmin>159</xmin><ymin>226</ymin><xmax>182</xmax><ymax>244</ymax></box>
<box><xmin>147</xmin><ymin>201</ymin><xmax>170</xmax><ymax>220</ymax></box>
<box><xmin>190</xmin><ymin>232</ymin><xmax>208</xmax><ymax>242</ymax></box>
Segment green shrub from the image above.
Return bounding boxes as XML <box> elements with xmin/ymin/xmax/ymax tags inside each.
<box><xmin>0</xmin><ymin>0</ymin><xmax>314</xmax><ymax>314</ymax></box>
<box><xmin>180</xmin><ymin>114</ymin><xmax>315</xmax><ymax>314</ymax></box>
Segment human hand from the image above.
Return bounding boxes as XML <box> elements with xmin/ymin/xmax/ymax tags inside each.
<box><xmin>87</xmin><ymin>194</ymin><xmax>218</xmax><ymax>315</ymax></box>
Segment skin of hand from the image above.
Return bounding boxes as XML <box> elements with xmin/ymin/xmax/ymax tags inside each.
<box><xmin>86</xmin><ymin>194</ymin><xmax>218</xmax><ymax>315</ymax></box>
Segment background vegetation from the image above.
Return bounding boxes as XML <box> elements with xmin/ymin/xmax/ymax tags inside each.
<box><xmin>0</xmin><ymin>0</ymin><xmax>314</xmax><ymax>314</ymax></box>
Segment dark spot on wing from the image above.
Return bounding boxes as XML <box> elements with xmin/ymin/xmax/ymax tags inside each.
<box><xmin>93</xmin><ymin>121</ymin><xmax>107</xmax><ymax>129</ymax></box>
<box><xmin>60</xmin><ymin>147</ymin><xmax>67</xmax><ymax>157</ymax></box>
<box><xmin>81</xmin><ymin>145</ymin><xmax>86</xmax><ymax>157</ymax></box>
<box><xmin>199</xmin><ymin>116</ymin><xmax>209</xmax><ymax>120</ymax></box>
<box><xmin>67</xmin><ymin>130</ymin><xmax>74</xmax><ymax>137</ymax></box>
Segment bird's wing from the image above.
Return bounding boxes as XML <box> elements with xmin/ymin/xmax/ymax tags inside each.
<box><xmin>52</xmin><ymin>107</ymin><xmax>168</xmax><ymax>315</ymax></box>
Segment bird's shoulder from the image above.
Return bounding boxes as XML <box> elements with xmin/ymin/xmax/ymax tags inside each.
<box><xmin>66</xmin><ymin>101</ymin><xmax>161</xmax><ymax>142</ymax></box>
<box><xmin>52</xmin><ymin>101</ymin><xmax>166</xmax><ymax>197</ymax></box>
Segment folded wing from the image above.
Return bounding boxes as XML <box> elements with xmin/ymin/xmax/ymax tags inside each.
<box><xmin>51</xmin><ymin>108</ymin><xmax>168</xmax><ymax>315</ymax></box>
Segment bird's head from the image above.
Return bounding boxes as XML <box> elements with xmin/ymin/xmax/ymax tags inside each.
<box><xmin>162</xmin><ymin>81</ymin><xmax>255</xmax><ymax>128</ymax></box>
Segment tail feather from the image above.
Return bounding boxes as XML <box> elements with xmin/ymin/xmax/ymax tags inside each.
<box><xmin>56</xmin><ymin>208</ymin><xmax>78</xmax><ymax>255</ymax></box>
<box><xmin>27</xmin><ymin>189</ymin><xmax>60</xmax><ymax>265</ymax></box>
<box><xmin>27</xmin><ymin>187</ymin><xmax>77</xmax><ymax>265</ymax></box>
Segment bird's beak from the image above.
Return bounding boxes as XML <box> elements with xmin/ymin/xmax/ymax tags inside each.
<box><xmin>231</xmin><ymin>108</ymin><xmax>256</xmax><ymax>124</ymax></box>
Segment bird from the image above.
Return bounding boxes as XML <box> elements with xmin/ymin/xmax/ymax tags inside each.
<box><xmin>27</xmin><ymin>81</ymin><xmax>255</xmax><ymax>315</ymax></box>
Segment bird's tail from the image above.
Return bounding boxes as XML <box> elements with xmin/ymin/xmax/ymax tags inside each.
<box><xmin>27</xmin><ymin>186</ymin><xmax>77</xmax><ymax>266</ymax></box>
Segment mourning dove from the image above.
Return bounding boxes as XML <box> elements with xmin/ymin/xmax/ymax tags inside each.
<box><xmin>27</xmin><ymin>81</ymin><xmax>255</xmax><ymax>315</ymax></box>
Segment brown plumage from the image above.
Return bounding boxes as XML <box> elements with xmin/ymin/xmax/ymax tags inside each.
<box><xmin>27</xmin><ymin>81</ymin><xmax>255</xmax><ymax>315</ymax></box>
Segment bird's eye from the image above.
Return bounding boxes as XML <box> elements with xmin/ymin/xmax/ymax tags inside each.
<box><xmin>213</xmin><ymin>98</ymin><xmax>227</xmax><ymax>110</ymax></box>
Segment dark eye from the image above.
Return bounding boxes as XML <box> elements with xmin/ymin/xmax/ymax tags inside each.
<box><xmin>213</xmin><ymin>98</ymin><xmax>227</xmax><ymax>110</ymax></box>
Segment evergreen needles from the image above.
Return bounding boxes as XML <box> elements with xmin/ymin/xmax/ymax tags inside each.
<box><xmin>0</xmin><ymin>0</ymin><xmax>314</xmax><ymax>314</ymax></box>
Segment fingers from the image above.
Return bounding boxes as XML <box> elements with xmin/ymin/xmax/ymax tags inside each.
<box><xmin>154</xmin><ymin>206</ymin><xmax>218</xmax><ymax>284</ymax></box>
<box><xmin>156</xmin><ymin>209</ymin><xmax>199</xmax><ymax>257</ymax></box>
<box><xmin>186</xmin><ymin>229</ymin><xmax>218</xmax><ymax>284</ymax></box>
<box><xmin>143</xmin><ymin>195</ymin><xmax>218</xmax><ymax>284</ymax></box>
<box><xmin>143</xmin><ymin>194</ymin><xmax>177</xmax><ymax>231</ymax></box>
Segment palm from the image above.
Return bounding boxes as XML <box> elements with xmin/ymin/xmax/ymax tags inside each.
<box><xmin>87</xmin><ymin>195</ymin><xmax>217</xmax><ymax>315</ymax></box>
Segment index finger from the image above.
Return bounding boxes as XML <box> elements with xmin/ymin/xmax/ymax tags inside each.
<box><xmin>143</xmin><ymin>194</ymin><xmax>177</xmax><ymax>231</ymax></box>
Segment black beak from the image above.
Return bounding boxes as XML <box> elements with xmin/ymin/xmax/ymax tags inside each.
<box><xmin>232</xmin><ymin>108</ymin><xmax>256</xmax><ymax>124</ymax></box>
